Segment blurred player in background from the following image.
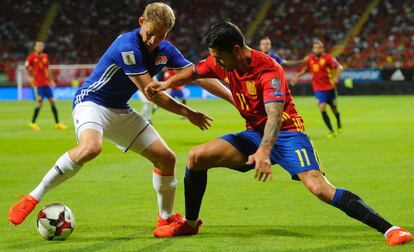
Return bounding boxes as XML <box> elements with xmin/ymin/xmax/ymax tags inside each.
<box><xmin>9</xmin><ymin>2</ymin><xmax>232</xmax><ymax>234</ymax></box>
<box><xmin>291</xmin><ymin>40</ymin><xmax>343</xmax><ymax>138</ymax></box>
<box><xmin>138</xmin><ymin>75</ymin><xmax>160</xmax><ymax>123</ymax></box>
<box><xmin>24</xmin><ymin>41</ymin><xmax>67</xmax><ymax>131</ymax></box>
<box><xmin>165</xmin><ymin>69</ymin><xmax>187</xmax><ymax>105</ymax></box>
<box><xmin>138</xmin><ymin>90</ymin><xmax>158</xmax><ymax>122</ymax></box>
<box><xmin>259</xmin><ymin>36</ymin><xmax>304</xmax><ymax>68</ymax></box>
<box><xmin>259</xmin><ymin>36</ymin><xmax>287</xmax><ymax>65</ymax></box>
<box><xmin>147</xmin><ymin>22</ymin><xmax>412</xmax><ymax>246</ymax></box>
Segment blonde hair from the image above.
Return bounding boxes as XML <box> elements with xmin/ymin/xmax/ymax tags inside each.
<box><xmin>143</xmin><ymin>2</ymin><xmax>175</xmax><ymax>30</ymax></box>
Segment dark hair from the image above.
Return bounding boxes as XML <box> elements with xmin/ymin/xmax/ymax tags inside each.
<box><xmin>260</xmin><ymin>36</ymin><xmax>271</xmax><ymax>41</ymax></box>
<box><xmin>204</xmin><ymin>21</ymin><xmax>245</xmax><ymax>52</ymax></box>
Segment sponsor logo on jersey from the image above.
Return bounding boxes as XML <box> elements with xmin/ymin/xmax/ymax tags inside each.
<box><xmin>273</xmin><ymin>91</ymin><xmax>284</xmax><ymax>97</ymax></box>
<box><xmin>121</xmin><ymin>51</ymin><xmax>136</xmax><ymax>65</ymax></box>
<box><xmin>271</xmin><ymin>78</ymin><xmax>281</xmax><ymax>90</ymax></box>
<box><xmin>155</xmin><ymin>55</ymin><xmax>168</xmax><ymax>65</ymax></box>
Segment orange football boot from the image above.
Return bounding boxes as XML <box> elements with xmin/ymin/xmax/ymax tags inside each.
<box><xmin>156</xmin><ymin>213</ymin><xmax>183</xmax><ymax>228</ymax></box>
<box><xmin>8</xmin><ymin>195</ymin><xmax>39</xmax><ymax>225</ymax></box>
<box><xmin>153</xmin><ymin>218</ymin><xmax>202</xmax><ymax>238</ymax></box>
<box><xmin>386</xmin><ymin>227</ymin><xmax>413</xmax><ymax>245</ymax></box>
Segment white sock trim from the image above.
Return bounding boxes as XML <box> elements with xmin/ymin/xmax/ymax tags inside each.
<box><xmin>384</xmin><ymin>226</ymin><xmax>399</xmax><ymax>238</ymax></box>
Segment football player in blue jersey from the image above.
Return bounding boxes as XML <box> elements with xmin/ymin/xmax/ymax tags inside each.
<box><xmin>259</xmin><ymin>36</ymin><xmax>305</xmax><ymax>69</ymax></box>
<box><xmin>259</xmin><ymin>36</ymin><xmax>287</xmax><ymax>65</ymax></box>
<box><xmin>9</xmin><ymin>2</ymin><xmax>234</xmax><ymax>234</ymax></box>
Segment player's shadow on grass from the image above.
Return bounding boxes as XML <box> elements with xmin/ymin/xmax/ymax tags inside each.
<box><xmin>5</xmin><ymin>225</ymin><xmax>176</xmax><ymax>252</ymax></box>
<box><xmin>201</xmin><ymin>224</ymin><xmax>410</xmax><ymax>241</ymax></box>
<box><xmin>173</xmin><ymin>140</ymin><xmax>208</xmax><ymax>146</ymax></box>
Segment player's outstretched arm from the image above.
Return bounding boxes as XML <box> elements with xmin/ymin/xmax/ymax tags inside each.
<box><xmin>246</xmin><ymin>102</ymin><xmax>284</xmax><ymax>182</ymax></box>
<box><xmin>129</xmin><ymin>73</ymin><xmax>212</xmax><ymax>130</ymax></box>
<box><xmin>291</xmin><ymin>65</ymin><xmax>308</xmax><ymax>86</ymax></box>
<box><xmin>145</xmin><ymin>66</ymin><xmax>197</xmax><ymax>98</ymax></box>
<box><xmin>194</xmin><ymin>79</ymin><xmax>235</xmax><ymax>105</ymax></box>
<box><xmin>283</xmin><ymin>57</ymin><xmax>307</xmax><ymax>68</ymax></box>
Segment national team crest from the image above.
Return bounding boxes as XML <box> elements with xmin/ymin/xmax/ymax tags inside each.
<box><xmin>155</xmin><ymin>55</ymin><xmax>168</xmax><ymax>65</ymax></box>
<box><xmin>245</xmin><ymin>80</ymin><xmax>257</xmax><ymax>96</ymax></box>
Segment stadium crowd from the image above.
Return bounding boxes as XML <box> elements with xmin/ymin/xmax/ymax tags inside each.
<box><xmin>340</xmin><ymin>0</ymin><xmax>414</xmax><ymax>68</ymax></box>
<box><xmin>252</xmin><ymin>0</ymin><xmax>368</xmax><ymax>61</ymax></box>
<box><xmin>1</xmin><ymin>0</ymin><xmax>413</xmax><ymax>78</ymax></box>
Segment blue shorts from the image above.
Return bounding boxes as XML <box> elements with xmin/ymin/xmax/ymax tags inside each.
<box><xmin>220</xmin><ymin>130</ymin><xmax>321</xmax><ymax>180</ymax></box>
<box><xmin>33</xmin><ymin>86</ymin><xmax>53</xmax><ymax>100</ymax></box>
<box><xmin>170</xmin><ymin>89</ymin><xmax>184</xmax><ymax>99</ymax></box>
<box><xmin>314</xmin><ymin>90</ymin><xmax>336</xmax><ymax>105</ymax></box>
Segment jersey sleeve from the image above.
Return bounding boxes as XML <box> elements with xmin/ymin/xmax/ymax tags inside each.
<box><xmin>25</xmin><ymin>55</ymin><xmax>33</xmax><ymax>68</ymax></box>
<box><xmin>44</xmin><ymin>54</ymin><xmax>49</xmax><ymax>68</ymax></box>
<box><xmin>327</xmin><ymin>55</ymin><xmax>339</xmax><ymax>68</ymax></box>
<box><xmin>271</xmin><ymin>53</ymin><xmax>286</xmax><ymax>65</ymax></box>
<box><xmin>165</xmin><ymin>43</ymin><xmax>192</xmax><ymax>69</ymax></box>
<box><xmin>195</xmin><ymin>56</ymin><xmax>222</xmax><ymax>79</ymax></box>
<box><xmin>306</xmin><ymin>55</ymin><xmax>312</xmax><ymax>68</ymax></box>
<box><xmin>259</xmin><ymin>69</ymin><xmax>287</xmax><ymax>104</ymax></box>
<box><xmin>116</xmin><ymin>44</ymin><xmax>148</xmax><ymax>75</ymax></box>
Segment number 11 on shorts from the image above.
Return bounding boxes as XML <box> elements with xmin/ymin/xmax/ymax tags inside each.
<box><xmin>295</xmin><ymin>148</ymin><xmax>310</xmax><ymax>167</ymax></box>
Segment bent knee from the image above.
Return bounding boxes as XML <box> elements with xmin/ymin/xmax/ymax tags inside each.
<box><xmin>307</xmin><ymin>183</ymin><xmax>334</xmax><ymax>202</ymax></box>
<box><xmin>151</xmin><ymin>148</ymin><xmax>176</xmax><ymax>173</ymax></box>
<box><xmin>159</xmin><ymin>149</ymin><xmax>176</xmax><ymax>167</ymax></box>
<box><xmin>188</xmin><ymin>146</ymin><xmax>209</xmax><ymax>170</ymax></box>
<box><xmin>79</xmin><ymin>142</ymin><xmax>102</xmax><ymax>159</ymax></box>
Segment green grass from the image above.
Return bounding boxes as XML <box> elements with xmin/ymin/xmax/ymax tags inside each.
<box><xmin>0</xmin><ymin>96</ymin><xmax>413</xmax><ymax>251</ymax></box>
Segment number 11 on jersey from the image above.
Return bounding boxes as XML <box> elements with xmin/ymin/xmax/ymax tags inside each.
<box><xmin>295</xmin><ymin>148</ymin><xmax>310</xmax><ymax>167</ymax></box>
<box><xmin>235</xmin><ymin>93</ymin><xmax>249</xmax><ymax>110</ymax></box>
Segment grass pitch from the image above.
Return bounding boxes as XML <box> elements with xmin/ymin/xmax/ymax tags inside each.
<box><xmin>0</xmin><ymin>95</ymin><xmax>413</xmax><ymax>251</ymax></box>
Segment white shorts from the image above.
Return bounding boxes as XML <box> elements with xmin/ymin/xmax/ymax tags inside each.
<box><xmin>72</xmin><ymin>101</ymin><xmax>160</xmax><ymax>153</ymax></box>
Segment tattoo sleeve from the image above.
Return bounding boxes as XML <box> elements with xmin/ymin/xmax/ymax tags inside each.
<box><xmin>260</xmin><ymin>102</ymin><xmax>284</xmax><ymax>149</ymax></box>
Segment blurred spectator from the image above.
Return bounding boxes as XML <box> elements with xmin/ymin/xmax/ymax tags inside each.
<box><xmin>1</xmin><ymin>0</ymin><xmax>413</xmax><ymax>73</ymax></box>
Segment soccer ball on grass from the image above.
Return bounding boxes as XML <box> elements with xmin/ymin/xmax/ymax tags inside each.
<box><xmin>36</xmin><ymin>203</ymin><xmax>75</xmax><ymax>240</ymax></box>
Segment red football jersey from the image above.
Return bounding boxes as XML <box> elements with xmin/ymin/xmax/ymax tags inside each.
<box><xmin>25</xmin><ymin>53</ymin><xmax>50</xmax><ymax>87</ymax></box>
<box><xmin>306</xmin><ymin>53</ymin><xmax>339</xmax><ymax>91</ymax></box>
<box><xmin>164</xmin><ymin>69</ymin><xmax>183</xmax><ymax>91</ymax></box>
<box><xmin>195</xmin><ymin>50</ymin><xmax>304</xmax><ymax>132</ymax></box>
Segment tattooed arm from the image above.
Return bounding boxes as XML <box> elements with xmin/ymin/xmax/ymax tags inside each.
<box><xmin>246</xmin><ymin>102</ymin><xmax>284</xmax><ymax>182</ymax></box>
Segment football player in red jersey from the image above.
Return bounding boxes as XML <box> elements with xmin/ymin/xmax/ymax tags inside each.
<box><xmin>24</xmin><ymin>41</ymin><xmax>67</xmax><ymax>131</ymax></box>
<box><xmin>164</xmin><ymin>69</ymin><xmax>186</xmax><ymax>104</ymax></box>
<box><xmin>146</xmin><ymin>22</ymin><xmax>412</xmax><ymax>246</ymax></box>
<box><xmin>291</xmin><ymin>40</ymin><xmax>343</xmax><ymax>138</ymax></box>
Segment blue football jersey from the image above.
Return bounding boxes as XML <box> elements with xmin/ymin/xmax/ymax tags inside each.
<box><xmin>269</xmin><ymin>52</ymin><xmax>286</xmax><ymax>65</ymax></box>
<box><xmin>73</xmin><ymin>28</ymin><xmax>192</xmax><ymax>108</ymax></box>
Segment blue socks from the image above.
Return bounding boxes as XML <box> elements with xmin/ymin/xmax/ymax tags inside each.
<box><xmin>184</xmin><ymin>167</ymin><xmax>207</xmax><ymax>221</ymax></box>
<box><xmin>331</xmin><ymin>188</ymin><xmax>392</xmax><ymax>234</ymax></box>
